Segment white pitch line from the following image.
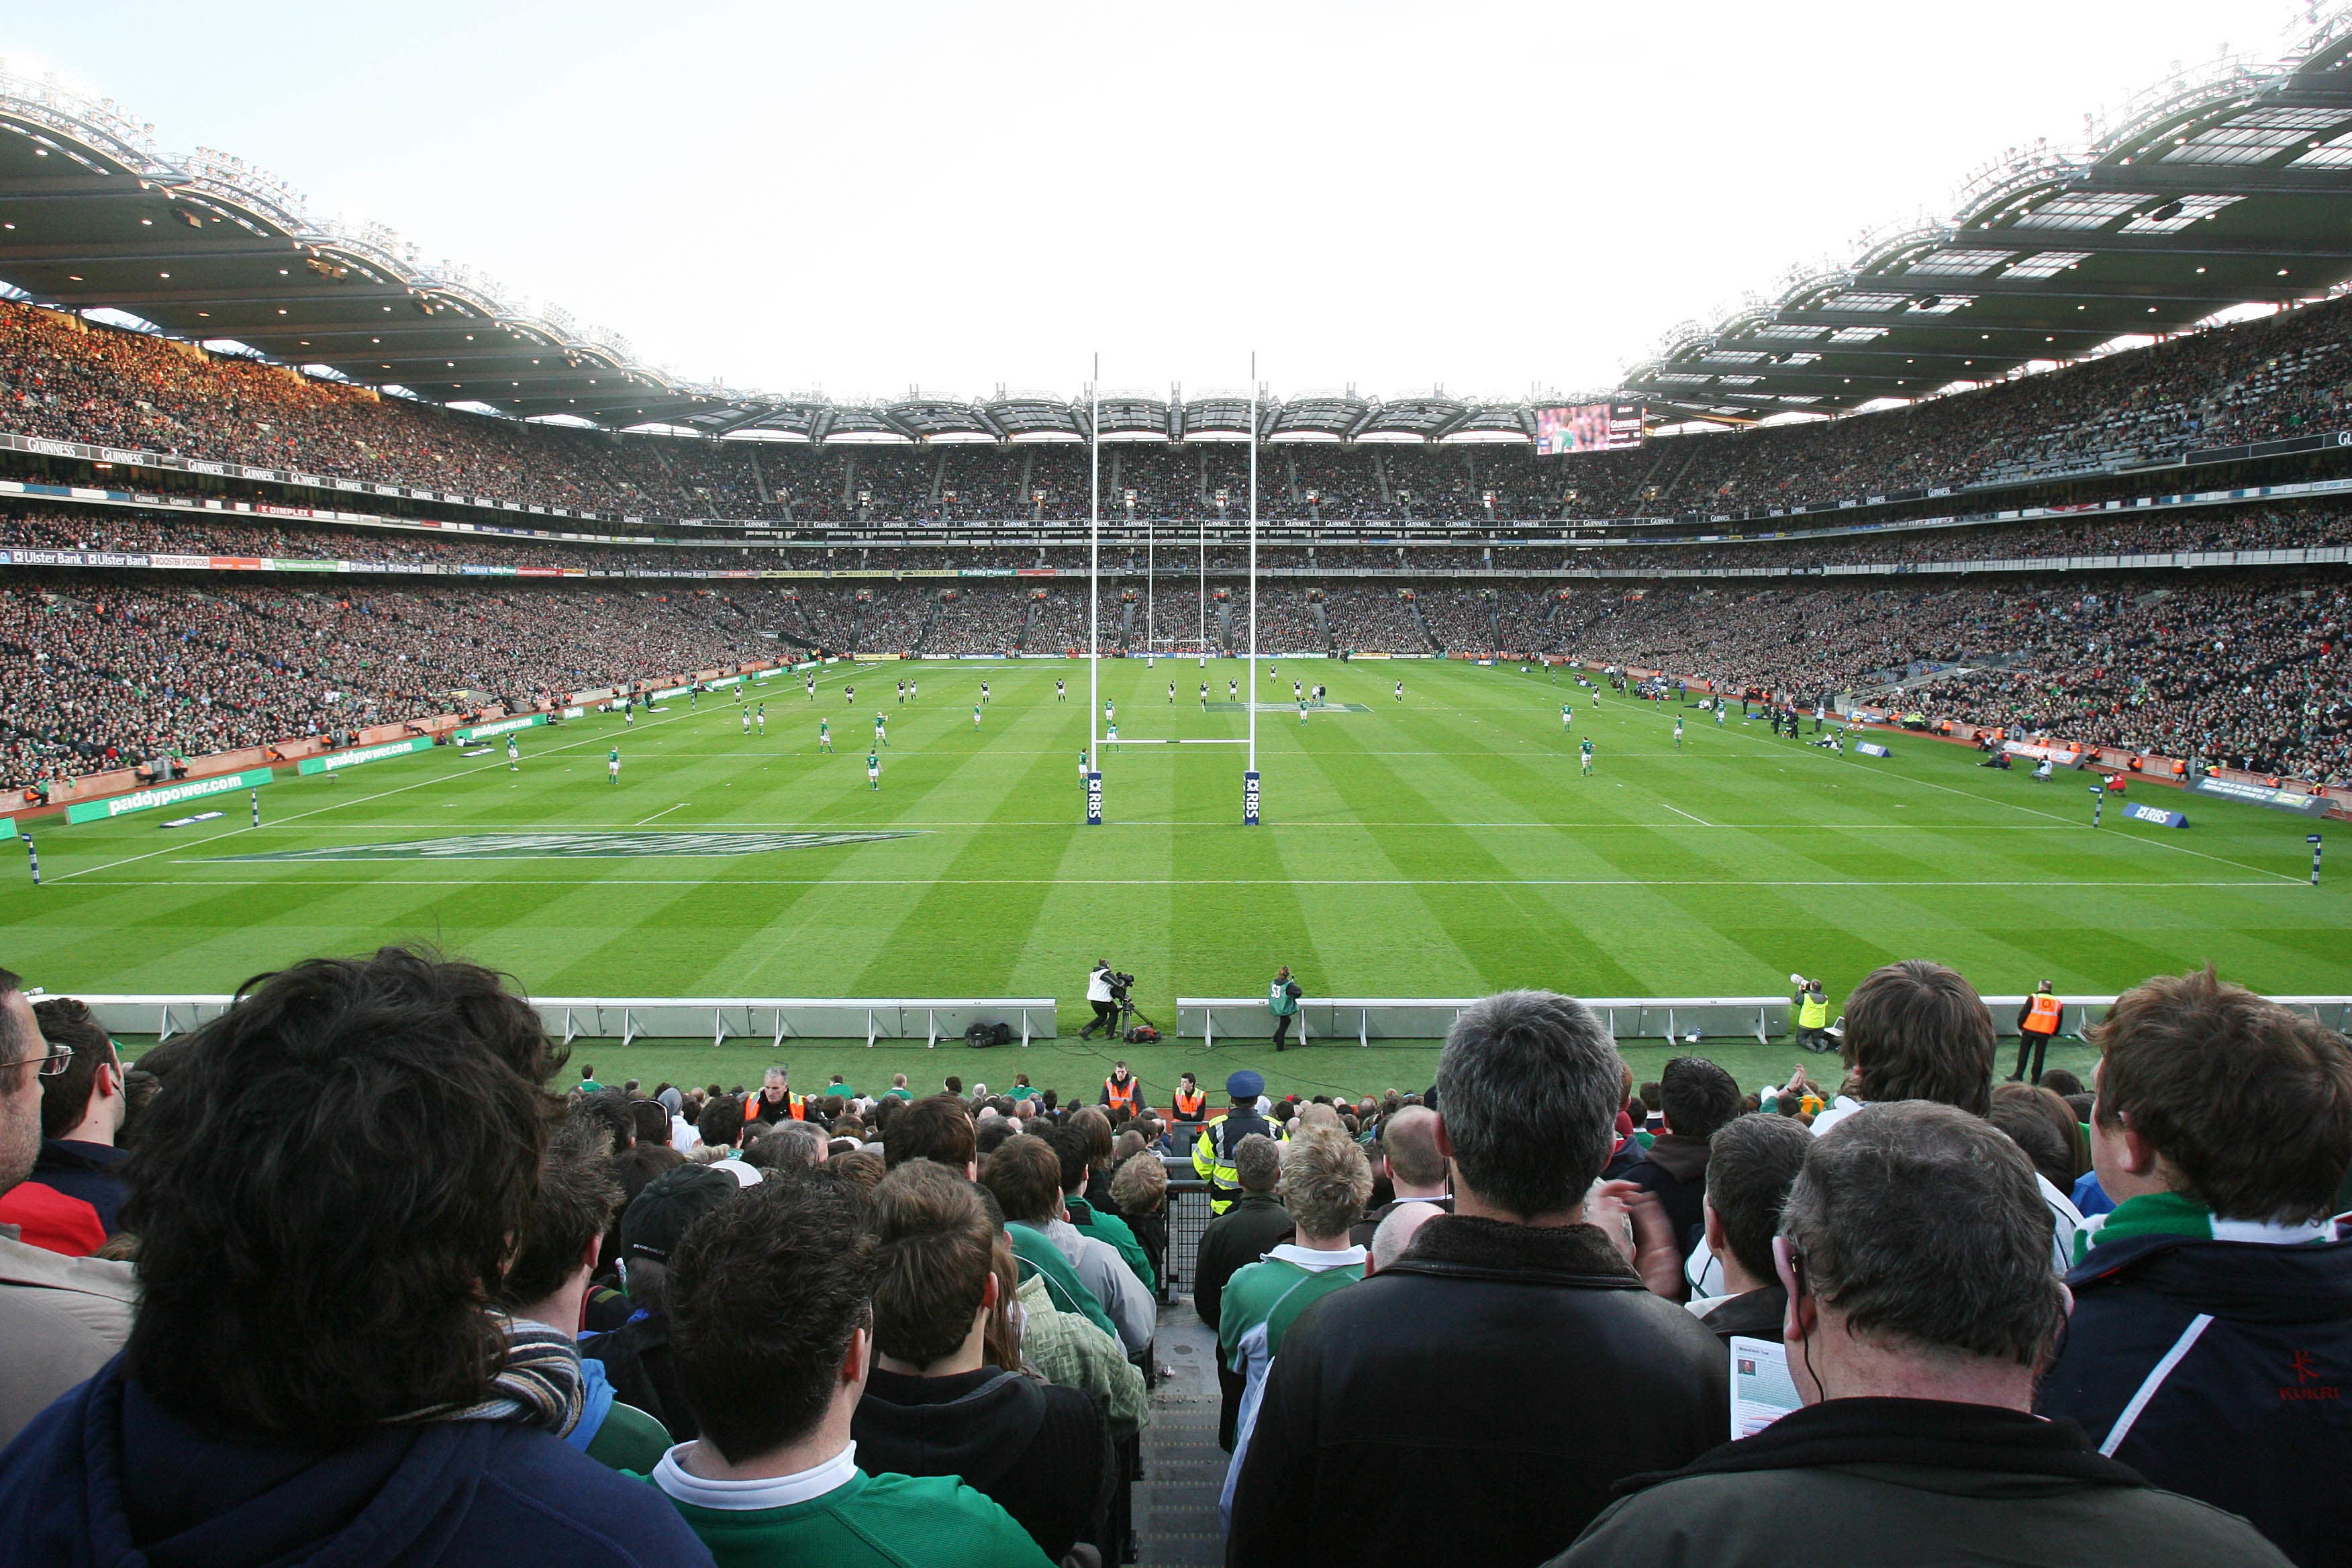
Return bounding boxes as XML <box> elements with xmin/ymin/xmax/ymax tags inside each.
<box><xmin>101</xmin><ymin>877</ymin><xmax>2289</xmax><ymax>889</ymax></box>
<box><xmin>1660</xmin><ymin>803</ymin><xmax>1712</xmax><ymax>826</ymax></box>
<box><xmin>44</xmin><ymin>703</ymin><xmax>705</xmax><ymax>884</ymax></box>
<box><xmin>636</xmin><ymin>803</ymin><xmax>687</xmax><ymax>826</ymax></box>
<box><xmin>1705</xmin><ymin>718</ymin><xmax>2310</xmax><ymax>885</ymax></box>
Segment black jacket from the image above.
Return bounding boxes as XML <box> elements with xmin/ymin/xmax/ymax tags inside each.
<box><xmin>2038</xmin><ymin>1232</ymin><xmax>2352</xmax><ymax>1568</ymax></box>
<box><xmin>1555</xmin><ymin>1397</ymin><xmax>2291</xmax><ymax>1567</ymax></box>
<box><xmin>1193</xmin><ymin>1193</ymin><xmax>1293</xmax><ymax>1330</ymax></box>
<box><xmin>853</xmin><ymin>1366</ymin><xmax>1114</xmax><ymax>1560</ymax></box>
<box><xmin>578</xmin><ymin>1314</ymin><xmax>695</xmax><ymax>1444</ymax></box>
<box><xmin>1694</xmin><ymin>1283</ymin><xmax>1787</xmax><ymax>1344</ymax></box>
<box><xmin>1226</xmin><ymin>1214</ymin><xmax>1727</xmax><ymax>1568</ymax></box>
<box><xmin>1618</xmin><ymin>1133</ymin><xmax>1711</xmax><ymax>1260</ymax></box>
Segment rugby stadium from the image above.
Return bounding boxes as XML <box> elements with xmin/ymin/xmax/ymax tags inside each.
<box><xmin>1</xmin><ymin>9</ymin><xmax>2351</xmax><ymax>1567</ymax></box>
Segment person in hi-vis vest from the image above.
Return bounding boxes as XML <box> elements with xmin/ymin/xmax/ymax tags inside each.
<box><xmin>1101</xmin><ymin>1061</ymin><xmax>1140</xmax><ymax>1116</ymax></box>
<box><xmin>1268</xmin><ymin>966</ymin><xmax>1303</xmax><ymax>1052</ymax></box>
<box><xmin>1793</xmin><ymin>976</ymin><xmax>1834</xmax><ymax>1053</ymax></box>
<box><xmin>2013</xmin><ymin>980</ymin><xmax>2064</xmax><ymax>1083</ymax></box>
<box><xmin>1172</xmin><ymin>1071</ymin><xmax>1207</xmax><ymax>1125</ymax></box>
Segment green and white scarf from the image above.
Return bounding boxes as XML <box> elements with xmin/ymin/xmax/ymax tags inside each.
<box><xmin>2073</xmin><ymin>1189</ymin><xmax>2332</xmax><ymax>1267</ymax></box>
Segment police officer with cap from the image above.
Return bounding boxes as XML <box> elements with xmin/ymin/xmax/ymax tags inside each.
<box><xmin>1192</xmin><ymin>1068</ymin><xmax>1283</xmax><ymax>1214</ymax></box>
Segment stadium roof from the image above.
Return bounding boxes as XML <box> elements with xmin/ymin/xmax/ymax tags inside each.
<box><xmin>9</xmin><ymin>8</ymin><xmax>2352</xmax><ymax>438</ymax></box>
<box><xmin>1623</xmin><ymin>7</ymin><xmax>2352</xmax><ymax>420</ymax></box>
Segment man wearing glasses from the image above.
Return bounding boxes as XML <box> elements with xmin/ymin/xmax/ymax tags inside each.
<box><xmin>0</xmin><ymin>968</ymin><xmax>136</xmax><ymax>1446</ymax></box>
<box><xmin>0</xmin><ymin>996</ymin><xmax>130</xmax><ymax>1256</ymax></box>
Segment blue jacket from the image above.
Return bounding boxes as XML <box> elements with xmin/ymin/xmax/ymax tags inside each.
<box><xmin>2038</xmin><ymin>1232</ymin><xmax>2352</xmax><ymax>1568</ymax></box>
<box><xmin>0</xmin><ymin>1358</ymin><xmax>714</xmax><ymax>1568</ymax></box>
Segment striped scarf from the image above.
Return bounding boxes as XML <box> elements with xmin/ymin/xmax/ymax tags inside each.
<box><xmin>388</xmin><ymin>1315</ymin><xmax>585</xmax><ymax>1436</ymax></box>
<box><xmin>2072</xmin><ymin>1190</ymin><xmax>2333</xmax><ymax>1267</ymax></box>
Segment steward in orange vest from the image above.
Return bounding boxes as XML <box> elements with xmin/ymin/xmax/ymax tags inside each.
<box><xmin>1172</xmin><ymin>1073</ymin><xmax>1207</xmax><ymax>1123</ymax></box>
<box><xmin>1101</xmin><ymin>1063</ymin><xmax>1140</xmax><ymax>1117</ymax></box>
<box><xmin>2012</xmin><ymin>983</ymin><xmax>2063</xmax><ymax>1084</ymax></box>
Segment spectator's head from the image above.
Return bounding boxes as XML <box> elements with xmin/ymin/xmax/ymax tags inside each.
<box><xmin>30</xmin><ymin>996</ymin><xmax>124</xmax><ymax>1144</ymax></box>
<box><xmin>979</xmin><ymin>1134</ymin><xmax>1064</xmax><ymax>1224</ymax></box>
<box><xmin>1702</xmin><ymin>1113</ymin><xmax>1813</xmax><ymax>1293</ymax></box>
<box><xmin>695</xmin><ymin>1093</ymin><xmax>746</xmax><ymax>1151</ymax></box>
<box><xmin>2037</xmin><ymin>1067</ymin><xmax>2086</xmax><ymax>1098</ymax></box>
<box><xmin>577</xmin><ymin>1083</ymin><xmax>637</xmax><ymax>1152</ymax></box>
<box><xmin>618</xmin><ymin>1163</ymin><xmax>741</xmax><ymax>1314</ymax></box>
<box><xmin>944</xmin><ymin>1075</ymin><xmax>963</xmax><ymax>1095</ymax></box>
<box><xmin>1110</xmin><ymin>1148</ymin><xmax>1167</xmax><ymax>1215</ymax></box>
<box><xmin>746</xmin><ymin>1120</ymin><xmax>829</xmax><ymax>1173</ymax></box>
<box><xmin>1779</xmin><ymin>1103</ymin><xmax>2068</xmax><ymax>1406</ymax></box>
<box><xmin>885</xmin><ymin>1093</ymin><xmax>977</xmax><ymax>1178</ymax></box>
<box><xmin>0</xmin><ymin>964</ymin><xmax>46</xmax><ymax>1192</ymax></box>
<box><xmin>1234</xmin><ymin>1132</ymin><xmax>1283</xmax><ymax>1195</ymax></box>
<box><xmin>1279</xmin><ymin>1129</ymin><xmax>1373</xmax><ymax>1244</ymax></box>
<box><xmin>629</xmin><ymin>1097</ymin><xmax>669</xmax><ymax>1149</ymax></box>
<box><xmin>1433</xmin><ymin>991</ymin><xmax>1620</xmax><ymax>1222</ymax></box>
<box><xmin>1989</xmin><ymin>1082</ymin><xmax>2085</xmax><ymax>1189</ymax></box>
<box><xmin>2092</xmin><ymin>967</ymin><xmax>2352</xmax><ymax>1224</ymax></box>
<box><xmin>761</xmin><ymin>1065</ymin><xmax>787</xmax><ymax>1103</ymax></box>
<box><xmin>1367</xmin><ymin>1196</ymin><xmax>1440</xmax><ymax>1275</ymax></box>
<box><xmin>869</xmin><ymin>1160</ymin><xmax>997</xmax><ymax>1373</ymax></box>
<box><xmin>829</xmin><ymin>1148</ymin><xmax>885</xmax><ymax>1191</ymax></box>
<box><xmin>1377</xmin><ymin>1105</ymin><xmax>1447</xmax><ymax>1194</ymax></box>
<box><xmin>973</xmin><ymin>1116</ymin><xmax>1018</xmax><ymax>1159</ymax></box>
<box><xmin>497</xmin><ymin>1117</ymin><xmax>624</xmax><ymax>1324</ymax></box>
<box><xmin>667</xmin><ymin>1173</ymin><xmax>877</xmax><ymax>1466</ymax></box>
<box><xmin>891</xmin><ymin>1073</ymin><xmax>908</xmax><ymax>1091</ymax></box>
<box><xmin>1658</xmin><ymin>1055</ymin><xmax>1743</xmax><ymax>1142</ymax></box>
<box><xmin>120</xmin><ymin>947</ymin><xmax>560</xmax><ymax>1444</ymax></box>
<box><xmin>1071</xmin><ymin>1105</ymin><xmax>1114</xmax><ymax>1163</ymax></box>
<box><xmin>1841</xmin><ymin>960</ymin><xmax>1998</xmax><ymax>1116</ymax></box>
<box><xmin>1042</xmin><ymin>1122</ymin><xmax>1092</xmax><ymax>1196</ymax></box>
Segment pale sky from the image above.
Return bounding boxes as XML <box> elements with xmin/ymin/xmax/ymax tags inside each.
<box><xmin>11</xmin><ymin>1</ymin><xmax>2313</xmax><ymax>403</ymax></box>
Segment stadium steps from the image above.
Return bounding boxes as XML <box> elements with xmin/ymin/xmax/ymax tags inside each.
<box><xmin>1135</xmin><ymin>1302</ymin><xmax>1228</xmax><ymax>1567</ymax></box>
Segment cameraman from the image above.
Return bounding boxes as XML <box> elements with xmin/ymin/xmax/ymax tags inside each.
<box><xmin>1082</xmin><ymin>959</ymin><xmax>1118</xmax><ymax>1040</ymax></box>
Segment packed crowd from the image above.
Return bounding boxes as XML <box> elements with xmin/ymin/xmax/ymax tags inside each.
<box><xmin>0</xmin><ymin>581</ymin><xmax>775</xmax><ymax>788</ymax></box>
<box><xmin>1555</xmin><ymin>575</ymin><xmax>2352</xmax><ymax>784</ymax></box>
<box><xmin>13</xmin><ymin>289</ymin><xmax>2352</xmax><ymax>528</ymax></box>
<box><xmin>0</xmin><ymin>950</ymin><xmax>2343</xmax><ymax>1567</ymax></box>
<box><xmin>12</xmin><ymin>494</ymin><xmax>2350</xmax><ymax>589</ymax></box>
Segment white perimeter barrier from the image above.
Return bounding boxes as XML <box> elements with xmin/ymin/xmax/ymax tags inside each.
<box><xmin>77</xmin><ymin>995</ymin><xmax>1059</xmax><ymax>1048</ymax></box>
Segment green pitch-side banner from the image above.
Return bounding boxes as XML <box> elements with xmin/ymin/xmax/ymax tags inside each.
<box><xmin>454</xmin><ymin>714</ymin><xmax>546</xmax><ymax>744</ymax></box>
<box><xmin>66</xmin><ymin>767</ymin><xmax>274</xmax><ymax>824</ymax></box>
<box><xmin>296</xmin><ymin>735</ymin><xmax>435</xmax><ymax>775</ymax></box>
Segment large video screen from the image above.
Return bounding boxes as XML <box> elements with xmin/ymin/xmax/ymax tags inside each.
<box><xmin>1534</xmin><ymin>402</ymin><xmax>1643</xmax><ymax>456</ymax></box>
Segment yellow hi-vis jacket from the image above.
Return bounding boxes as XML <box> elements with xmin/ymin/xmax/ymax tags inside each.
<box><xmin>1193</xmin><ymin>1112</ymin><xmax>1287</xmax><ymax>1214</ymax></box>
<box><xmin>1798</xmin><ymin>993</ymin><xmax>1830</xmax><ymax>1030</ymax></box>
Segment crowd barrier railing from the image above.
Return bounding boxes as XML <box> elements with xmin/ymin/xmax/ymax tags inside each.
<box><xmin>1175</xmin><ymin>995</ymin><xmax>1798</xmax><ymax>1045</ymax></box>
<box><xmin>77</xmin><ymin>995</ymin><xmax>1058</xmax><ymax>1047</ymax></box>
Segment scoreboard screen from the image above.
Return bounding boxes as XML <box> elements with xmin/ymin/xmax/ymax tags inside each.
<box><xmin>1534</xmin><ymin>402</ymin><xmax>1643</xmax><ymax>455</ymax></box>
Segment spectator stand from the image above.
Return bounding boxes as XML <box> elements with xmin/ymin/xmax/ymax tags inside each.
<box><xmin>72</xmin><ymin>994</ymin><xmax>1059</xmax><ymax>1047</ymax></box>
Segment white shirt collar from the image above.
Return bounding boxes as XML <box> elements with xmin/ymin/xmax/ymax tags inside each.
<box><xmin>1265</xmin><ymin>1242</ymin><xmax>1366</xmax><ymax>1271</ymax></box>
<box><xmin>652</xmin><ymin>1441</ymin><xmax>859</xmax><ymax>1511</ymax></box>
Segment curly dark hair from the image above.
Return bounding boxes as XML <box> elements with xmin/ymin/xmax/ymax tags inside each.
<box><xmin>121</xmin><ymin>946</ymin><xmax>562</xmax><ymax>1443</ymax></box>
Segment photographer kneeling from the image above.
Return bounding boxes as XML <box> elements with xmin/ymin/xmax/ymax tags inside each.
<box><xmin>1082</xmin><ymin>960</ymin><xmax>1120</xmax><ymax>1040</ymax></box>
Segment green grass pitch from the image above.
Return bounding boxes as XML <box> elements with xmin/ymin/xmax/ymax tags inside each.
<box><xmin>3</xmin><ymin>656</ymin><xmax>2342</xmax><ymax>1102</ymax></box>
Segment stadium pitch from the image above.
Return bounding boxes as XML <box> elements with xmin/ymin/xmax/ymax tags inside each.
<box><xmin>4</xmin><ymin>656</ymin><xmax>2343</xmax><ymax>1097</ymax></box>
